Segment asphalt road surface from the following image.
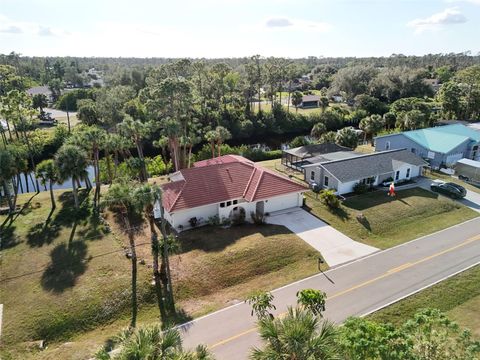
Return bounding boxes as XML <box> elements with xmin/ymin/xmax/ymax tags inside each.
<box><xmin>179</xmin><ymin>217</ymin><xmax>480</xmax><ymax>359</ymax></box>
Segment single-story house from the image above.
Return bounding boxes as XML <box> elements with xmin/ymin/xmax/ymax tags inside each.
<box><xmin>158</xmin><ymin>155</ymin><xmax>307</xmax><ymax>231</ymax></box>
<box><xmin>282</xmin><ymin>143</ymin><xmax>352</xmax><ymax>171</ymax></box>
<box><xmin>303</xmin><ymin>149</ymin><xmax>427</xmax><ymax>195</ymax></box>
<box><xmin>26</xmin><ymin>86</ymin><xmax>53</xmax><ymax>101</ymax></box>
<box><xmin>374</xmin><ymin>124</ymin><xmax>480</xmax><ymax>169</ymax></box>
<box><xmin>300</xmin><ymin>95</ymin><xmax>320</xmax><ymax>108</ymax></box>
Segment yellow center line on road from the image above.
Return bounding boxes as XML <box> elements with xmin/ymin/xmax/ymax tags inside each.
<box><xmin>209</xmin><ymin>234</ymin><xmax>480</xmax><ymax>350</ymax></box>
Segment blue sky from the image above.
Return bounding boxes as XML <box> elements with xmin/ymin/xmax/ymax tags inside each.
<box><xmin>0</xmin><ymin>0</ymin><xmax>479</xmax><ymax>57</ymax></box>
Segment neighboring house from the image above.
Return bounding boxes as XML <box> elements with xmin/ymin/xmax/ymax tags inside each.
<box><xmin>159</xmin><ymin>155</ymin><xmax>306</xmax><ymax>231</ymax></box>
<box><xmin>423</xmin><ymin>78</ymin><xmax>441</xmax><ymax>92</ymax></box>
<box><xmin>374</xmin><ymin>124</ymin><xmax>480</xmax><ymax>169</ymax></box>
<box><xmin>303</xmin><ymin>149</ymin><xmax>427</xmax><ymax>195</ymax></box>
<box><xmin>331</xmin><ymin>95</ymin><xmax>343</xmax><ymax>103</ymax></box>
<box><xmin>26</xmin><ymin>86</ymin><xmax>52</xmax><ymax>101</ymax></box>
<box><xmin>282</xmin><ymin>143</ymin><xmax>352</xmax><ymax>172</ymax></box>
<box><xmin>300</xmin><ymin>95</ymin><xmax>320</xmax><ymax>108</ymax></box>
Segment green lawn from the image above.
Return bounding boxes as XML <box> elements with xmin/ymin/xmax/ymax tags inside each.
<box><xmin>305</xmin><ymin>187</ymin><xmax>478</xmax><ymax>249</ymax></box>
<box><xmin>368</xmin><ymin>265</ymin><xmax>480</xmax><ymax>338</ymax></box>
<box><xmin>257</xmin><ymin>158</ymin><xmax>306</xmax><ymax>183</ymax></box>
<box><xmin>0</xmin><ymin>190</ymin><xmax>143</xmax><ymax>359</ymax></box>
<box><xmin>1</xmin><ymin>189</ymin><xmax>322</xmax><ymax>360</ymax></box>
<box><xmin>424</xmin><ymin>169</ymin><xmax>480</xmax><ymax>194</ymax></box>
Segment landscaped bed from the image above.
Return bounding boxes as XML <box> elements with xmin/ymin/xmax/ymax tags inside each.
<box><xmin>0</xmin><ymin>190</ymin><xmax>322</xmax><ymax>360</ymax></box>
<box><xmin>367</xmin><ymin>265</ymin><xmax>480</xmax><ymax>338</ymax></box>
<box><xmin>304</xmin><ymin>187</ymin><xmax>478</xmax><ymax>249</ymax></box>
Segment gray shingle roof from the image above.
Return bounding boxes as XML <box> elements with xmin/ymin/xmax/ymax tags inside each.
<box><xmin>302</xmin><ymin>95</ymin><xmax>320</xmax><ymax>102</ymax></box>
<box><xmin>283</xmin><ymin>143</ymin><xmax>352</xmax><ymax>159</ymax></box>
<box><xmin>304</xmin><ymin>151</ymin><xmax>363</xmax><ymax>166</ymax></box>
<box><xmin>320</xmin><ymin>149</ymin><xmax>428</xmax><ymax>183</ymax></box>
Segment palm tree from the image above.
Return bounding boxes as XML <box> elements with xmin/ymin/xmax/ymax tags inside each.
<box><xmin>251</xmin><ymin>307</ymin><xmax>339</xmax><ymax>360</ymax></box>
<box><xmin>0</xmin><ymin>148</ymin><xmax>16</xmax><ymax>213</ymax></box>
<box><xmin>291</xmin><ymin>91</ymin><xmax>303</xmax><ymax>113</ymax></box>
<box><xmin>55</xmin><ymin>144</ymin><xmax>88</xmax><ymax>209</ymax></box>
<box><xmin>311</xmin><ymin>122</ymin><xmax>327</xmax><ymax>140</ymax></box>
<box><xmin>163</xmin><ymin>118</ymin><xmax>182</xmax><ymax>171</ymax></box>
<box><xmin>215</xmin><ymin>126</ymin><xmax>231</xmax><ymax>157</ymax></box>
<box><xmin>205</xmin><ymin>130</ymin><xmax>218</xmax><ymax>159</ymax></box>
<box><xmin>103</xmin><ymin>181</ymin><xmax>141</xmax><ymax>329</ymax></box>
<box><xmin>95</xmin><ymin>325</ymin><xmax>214</xmax><ymax>360</ymax></box>
<box><xmin>36</xmin><ymin>159</ymin><xmax>58</xmax><ymax>210</ymax></box>
<box><xmin>133</xmin><ymin>183</ymin><xmax>166</xmax><ymax>319</ymax></box>
<box><xmin>117</xmin><ymin>115</ymin><xmax>152</xmax><ymax>182</ymax></box>
<box><xmin>80</xmin><ymin>126</ymin><xmax>107</xmax><ymax>209</ymax></box>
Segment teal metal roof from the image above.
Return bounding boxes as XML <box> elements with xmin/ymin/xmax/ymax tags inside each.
<box><xmin>403</xmin><ymin>124</ymin><xmax>480</xmax><ymax>154</ymax></box>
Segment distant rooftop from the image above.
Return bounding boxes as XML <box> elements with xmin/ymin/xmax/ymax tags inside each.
<box><xmin>283</xmin><ymin>143</ymin><xmax>352</xmax><ymax>159</ymax></box>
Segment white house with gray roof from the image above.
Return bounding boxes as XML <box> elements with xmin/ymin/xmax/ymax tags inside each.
<box><xmin>304</xmin><ymin>149</ymin><xmax>427</xmax><ymax>195</ymax></box>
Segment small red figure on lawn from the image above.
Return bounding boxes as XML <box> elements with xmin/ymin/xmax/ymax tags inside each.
<box><xmin>388</xmin><ymin>182</ymin><xmax>396</xmax><ymax>197</ymax></box>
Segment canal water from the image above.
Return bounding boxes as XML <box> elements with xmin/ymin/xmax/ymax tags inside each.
<box><xmin>15</xmin><ymin>165</ymin><xmax>95</xmax><ymax>194</ymax></box>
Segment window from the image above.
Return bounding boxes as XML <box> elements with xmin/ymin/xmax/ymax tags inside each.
<box><xmin>406</xmin><ymin>168</ymin><xmax>411</xmax><ymax>178</ymax></box>
<box><xmin>385</xmin><ymin>141</ymin><xmax>390</xmax><ymax>150</ymax></box>
<box><xmin>226</xmin><ymin>201</ymin><xmax>231</xmax><ymax>206</ymax></box>
<box><xmin>233</xmin><ymin>199</ymin><xmax>238</xmax><ymax>205</ymax></box>
<box><xmin>220</xmin><ymin>202</ymin><xmax>225</xmax><ymax>208</ymax></box>
<box><xmin>324</xmin><ymin>176</ymin><xmax>329</xmax><ymax>186</ymax></box>
<box><xmin>310</xmin><ymin>171</ymin><xmax>315</xmax><ymax>181</ymax></box>
<box><xmin>395</xmin><ymin>171</ymin><xmax>400</xmax><ymax>180</ymax></box>
<box><xmin>411</xmin><ymin>148</ymin><xmax>416</xmax><ymax>154</ymax></box>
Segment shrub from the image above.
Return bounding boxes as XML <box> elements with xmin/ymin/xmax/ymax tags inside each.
<box><xmin>353</xmin><ymin>182</ymin><xmax>369</xmax><ymax>194</ymax></box>
<box><xmin>188</xmin><ymin>217</ymin><xmax>198</xmax><ymax>228</ymax></box>
<box><xmin>146</xmin><ymin>155</ymin><xmax>172</xmax><ymax>176</ymax></box>
<box><xmin>207</xmin><ymin>215</ymin><xmax>221</xmax><ymax>226</ymax></box>
<box><xmin>250</xmin><ymin>211</ymin><xmax>266</xmax><ymax>225</ymax></box>
<box><xmin>319</xmin><ymin>189</ymin><xmax>340</xmax><ymax>209</ymax></box>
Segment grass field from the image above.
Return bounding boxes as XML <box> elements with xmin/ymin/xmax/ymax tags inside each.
<box><xmin>368</xmin><ymin>265</ymin><xmax>480</xmax><ymax>338</ymax></box>
<box><xmin>304</xmin><ymin>187</ymin><xmax>478</xmax><ymax>249</ymax></box>
<box><xmin>0</xmin><ymin>189</ymin><xmax>322</xmax><ymax>359</ymax></box>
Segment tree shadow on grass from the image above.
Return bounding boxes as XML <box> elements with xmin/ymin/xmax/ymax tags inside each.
<box><xmin>41</xmin><ymin>241</ymin><xmax>91</xmax><ymax>293</ymax></box>
<box><xmin>0</xmin><ymin>224</ymin><xmax>19</xmax><ymax>250</ymax></box>
<box><xmin>356</xmin><ymin>215</ymin><xmax>372</xmax><ymax>232</ymax></box>
<box><xmin>27</xmin><ymin>189</ymin><xmax>107</xmax><ymax>247</ymax></box>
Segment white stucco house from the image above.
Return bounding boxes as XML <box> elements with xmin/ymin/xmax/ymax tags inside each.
<box><xmin>303</xmin><ymin>149</ymin><xmax>428</xmax><ymax>195</ymax></box>
<box><xmin>156</xmin><ymin>155</ymin><xmax>306</xmax><ymax>231</ymax></box>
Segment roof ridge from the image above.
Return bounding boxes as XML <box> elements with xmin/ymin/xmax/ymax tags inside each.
<box><xmin>319</xmin><ymin>148</ymin><xmax>406</xmax><ymax>165</ymax></box>
<box><xmin>250</xmin><ymin>168</ymin><xmax>265</xmax><ymax>200</ymax></box>
<box><xmin>243</xmin><ymin>166</ymin><xmax>257</xmax><ymax>198</ymax></box>
<box><xmin>168</xmin><ymin>180</ymin><xmax>187</xmax><ymax>211</ymax></box>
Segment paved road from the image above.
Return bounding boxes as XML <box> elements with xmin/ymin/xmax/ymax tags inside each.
<box><xmin>179</xmin><ymin>217</ymin><xmax>480</xmax><ymax>359</ymax></box>
<box><xmin>267</xmin><ymin>208</ymin><xmax>378</xmax><ymax>266</ymax></box>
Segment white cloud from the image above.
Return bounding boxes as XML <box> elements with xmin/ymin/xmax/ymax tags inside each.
<box><xmin>0</xmin><ymin>14</ymin><xmax>67</xmax><ymax>37</ymax></box>
<box><xmin>266</xmin><ymin>17</ymin><xmax>293</xmax><ymax>27</ymax></box>
<box><xmin>263</xmin><ymin>16</ymin><xmax>331</xmax><ymax>32</ymax></box>
<box><xmin>407</xmin><ymin>7</ymin><xmax>467</xmax><ymax>33</ymax></box>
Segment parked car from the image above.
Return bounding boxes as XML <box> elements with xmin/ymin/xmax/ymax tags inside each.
<box><xmin>430</xmin><ymin>180</ymin><xmax>466</xmax><ymax>199</ymax></box>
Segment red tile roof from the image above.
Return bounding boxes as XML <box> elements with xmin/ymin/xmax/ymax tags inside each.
<box><xmin>161</xmin><ymin>155</ymin><xmax>306</xmax><ymax>212</ymax></box>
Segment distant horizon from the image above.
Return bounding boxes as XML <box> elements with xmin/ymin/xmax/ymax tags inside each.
<box><xmin>2</xmin><ymin>51</ymin><xmax>480</xmax><ymax>59</ymax></box>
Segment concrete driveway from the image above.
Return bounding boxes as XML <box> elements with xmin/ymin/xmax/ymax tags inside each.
<box><xmin>267</xmin><ymin>208</ymin><xmax>378</xmax><ymax>267</ymax></box>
